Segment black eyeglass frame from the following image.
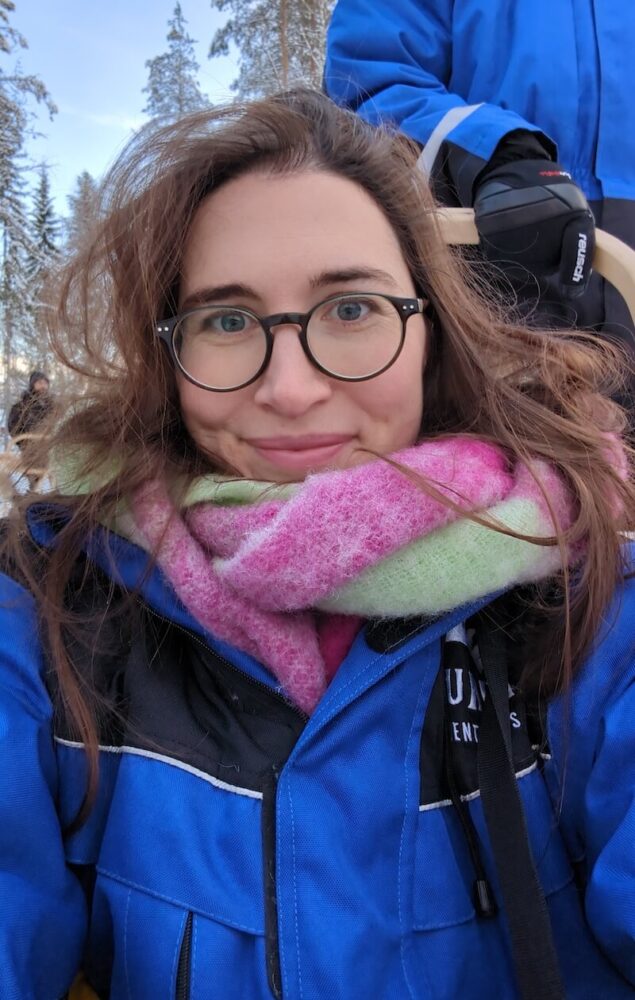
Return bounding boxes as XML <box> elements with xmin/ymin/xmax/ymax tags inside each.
<box><xmin>155</xmin><ymin>292</ymin><xmax>428</xmax><ymax>392</ymax></box>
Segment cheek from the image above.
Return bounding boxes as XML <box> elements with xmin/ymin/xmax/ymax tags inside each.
<box><xmin>365</xmin><ymin>366</ymin><xmax>423</xmax><ymax>425</ymax></box>
<box><xmin>361</xmin><ymin>321</ymin><xmax>426</xmax><ymax>421</ymax></box>
<box><xmin>177</xmin><ymin>378</ymin><xmax>239</xmax><ymax>436</ymax></box>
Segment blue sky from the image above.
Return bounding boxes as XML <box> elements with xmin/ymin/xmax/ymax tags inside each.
<box><xmin>12</xmin><ymin>0</ymin><xmax>237</xmax><ymax>215</ymax></box>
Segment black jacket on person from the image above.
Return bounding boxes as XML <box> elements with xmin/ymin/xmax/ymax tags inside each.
<box><xmin>7</xmin><ymin>389</ymin><xmax>54</xmax><ymax>445</ymax></box>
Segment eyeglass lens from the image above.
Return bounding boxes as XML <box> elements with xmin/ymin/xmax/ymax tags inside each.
<box><xmin>173</xmin><ymin>293</ymin><xmax>405</xmax><ymax>390</ymax></box>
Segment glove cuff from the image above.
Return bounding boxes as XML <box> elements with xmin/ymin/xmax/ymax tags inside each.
<box><xmin>475</xmin><ymin>129</ymin><xmax>554</xmax><ymax>189</ymax></box>
<box><xmin>438</xmin><ymin>129</ymin><xmax>556</xmax><ymax>207</ymax></box>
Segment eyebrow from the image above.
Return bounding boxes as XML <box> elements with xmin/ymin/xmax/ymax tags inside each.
<box><xmin>179</xmin><ymin>266</ymin><xmax>400</xmax><ymax>312</ymax></box>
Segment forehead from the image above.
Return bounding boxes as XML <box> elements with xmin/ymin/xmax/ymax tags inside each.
<box><xmin>180</xmin><ymin>170</ymin><xmax>411</xmax><ymax>301</ymax></box>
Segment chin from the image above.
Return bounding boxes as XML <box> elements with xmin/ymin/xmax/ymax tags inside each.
<box><xmin>344</xmin><ymin>449</ymin><xmax>376</xmax><ymax>468</ymax></box>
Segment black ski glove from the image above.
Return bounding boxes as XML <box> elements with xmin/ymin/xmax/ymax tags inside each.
<box><xmin>473</xmin><ymin>159</ymin><xmax>595</xmax><ymax>298</ymax></box>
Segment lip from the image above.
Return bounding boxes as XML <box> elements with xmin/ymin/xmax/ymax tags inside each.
<box><xmin>246</xmin><ymin>434</ymin><xmax>354</xmax><ymax>471</ymax></box>
<box><xmin>247</xmin><ymin>434</ymin><xmax>353</xmax><ymax>450</ymax></box>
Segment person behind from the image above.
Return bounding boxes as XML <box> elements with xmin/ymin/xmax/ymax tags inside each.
<box><xmin>324</xmin><ymin>1</ymin><xmax>635</xmax><ymax>357</ymax></box>
<box><xmin>8</xmin><ymin>369</ymin><xmax>53</xmax><ymax>444</ymax></box>
<box><xmin>7</xmin><ymin>370</ymin><xmax>54</xmax><ymax>488</ymax></box>
<box><xmin>0</xmin><ymin>91</ymin><xmax>634</xmax><ymax>999</ymax></box>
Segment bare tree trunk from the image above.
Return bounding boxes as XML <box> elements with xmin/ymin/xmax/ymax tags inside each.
<box><xmin>279</xmin><ymin>0</ymin><xmax>289</xmax><ymax>89</ymax></box>
<box><xmin>303</xmin><ymin>0</ymin><xmax>320</xmax><ymax>88</ymax></box>
<box><xmin>1</xmin><ymin>228</ymin><xmax>12</xmax><ymax>448</ymax></box>
<box><xmin>1</xmin><ymin>321</ymin><xmax>13</xmax><ymax>449</ymax></box>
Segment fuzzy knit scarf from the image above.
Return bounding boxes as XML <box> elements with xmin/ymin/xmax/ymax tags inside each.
<box><xmin>126</xmin><ymin>438</ymin><xmax>577</xmax><ymax>714</ymax></box>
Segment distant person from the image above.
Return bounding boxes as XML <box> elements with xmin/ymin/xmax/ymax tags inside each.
<box><xmin>8</xmin><ymin>370</ymin><xmax>54</xmax><ymax>444</ymax></box>
<box><xmin>325</xmin><ymin>1</ymin><xmax>635</xmax><ymax>358</ymax></box>
<box><xmin>7</xmin><ymin>371</ymin><xmax>54</xmax><ymax>486</ymax></box>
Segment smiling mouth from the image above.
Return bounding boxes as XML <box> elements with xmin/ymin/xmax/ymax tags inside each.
<box><xmin>245</xmin><ymin>435</ymin><xmax>354</xmax><ymax>470</ymax></box>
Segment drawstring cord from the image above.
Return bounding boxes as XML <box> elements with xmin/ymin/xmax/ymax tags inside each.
<box><xmin>441</xmin><ymin>624</ymin><xmax>565</xmax><ymax>998</ymax></box>
<box><xmin>442</xmin><ymin>692</ymin><xmax>497</xmax><ymax>918</ymax></box>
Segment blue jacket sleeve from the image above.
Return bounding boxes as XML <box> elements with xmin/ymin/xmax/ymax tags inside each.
<box><xmin>0</xmin><ymin>572</ymin><xmax>87</xmax><ymax>998</ymax></box>
<box><xmin>582</xmin><ymin>665</ymin><xmax>635</xmax><ymax>984</ymax></box>
<box><xmin>324</xmin><ymin>0</ymin><xmax>552</xmax><ymax>192</ymax></box>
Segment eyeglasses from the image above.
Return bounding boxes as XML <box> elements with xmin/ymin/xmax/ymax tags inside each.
<box><xmin>155</xmin><ymin>292</ymin><xmax>427</xmax><ymax>392</ymax></box>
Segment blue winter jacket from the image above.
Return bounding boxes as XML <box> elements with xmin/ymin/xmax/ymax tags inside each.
<box><xmin>1</xmin><ymin>509</ymin><xmax>635</xmax><ymax>998</ymax></box>
<box><xmin>325</xmin><ymin>0</ymin><xmax>635</xmax><ymax>205</ymax></box>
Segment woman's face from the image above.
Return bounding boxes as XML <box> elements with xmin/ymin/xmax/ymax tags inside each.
<box><xmin>176</xmin><ymin>170</ymin><xmax>428</xmax><ymax>482</ymax></box>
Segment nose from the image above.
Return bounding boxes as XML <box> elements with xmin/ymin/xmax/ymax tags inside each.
<box><xmin>253</xmin><ymin>324</ymin><xmax>332</xmax><ymax>415</ymax></box>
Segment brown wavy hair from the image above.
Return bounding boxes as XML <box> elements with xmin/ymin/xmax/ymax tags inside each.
<box><xmin>3</xmin><ymin>89</ymin><xmax>634</xmax><ymax>819</ymax></box>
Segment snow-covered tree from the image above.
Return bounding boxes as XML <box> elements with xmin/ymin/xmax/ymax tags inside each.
<box><xmin>24</xmin><ymin>163</ymin><xmax>60</xmax><ymax>353</ymax></box>
<box><xmin>143</xmin><ymin>3</ymin><xmax>209</xmax><ymax>123</ymax></box>
<box><xmin>28</xmin><ymin>163</ymin><xmax>59</xmax><ymax>273</ymax></box>
<box><xmin>0</xmin><ymin>0</ymin><xmax>56</xmax><ymax>436</ymax></box>
<box><xmin>209</xmin><ymin>0</ymin><xmax>334</xmax><ymax>98</ymax></box>
<box><xmin>66</xmin><ymin>170</ymin><xmax>100</xmax><ymax>252</ymax></box>
<box><xmin>56</xmin><ymin>169</ymin><xmax>112</xmax><ymax>394</ymax></box>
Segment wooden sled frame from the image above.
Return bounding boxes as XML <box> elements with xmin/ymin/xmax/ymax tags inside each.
<box><xmin>436</xmin><ymin>207</ymin><xmax>635</xmax><ymax>327</ymax></box>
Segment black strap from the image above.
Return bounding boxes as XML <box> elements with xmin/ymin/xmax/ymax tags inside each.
<box><xmin>477</xmin><ymin>625</ymin><xmax>565</xmax><ymax>1000</ymax></box>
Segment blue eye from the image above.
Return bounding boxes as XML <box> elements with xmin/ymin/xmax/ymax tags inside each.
<box><xmin>193</xmin><ymin>309</ymin><xmax>257</xmax><ymax>337</ymax></box>
<box><xmin>216</xmin><ymin>313</ymin><xmax>246</xmax><ymax>333</ymax></box>
<box><xmin>335</xmin><ymin>300</ymin><xmax>370</xmax><ymax>322</ymax></box>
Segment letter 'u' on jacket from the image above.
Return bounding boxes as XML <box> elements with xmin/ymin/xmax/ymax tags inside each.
<box><xmin>1</xmin><ymin>508</ymin><xmax>635</xmax><ymax>998</ymax></box>
<box><xmin>324</xmin><ymin>0</ymin><xmax>635</xmax><ymax>206</ymax></box>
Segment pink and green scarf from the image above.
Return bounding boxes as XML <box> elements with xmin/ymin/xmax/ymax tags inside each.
<box><xmin>126</xmin><ymin>438</ymin><xmax>578</xmax><ymax>713</ymax></box>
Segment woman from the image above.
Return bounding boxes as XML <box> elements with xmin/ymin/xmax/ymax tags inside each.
<box><xmin>0</xmin><ymin>90</ymin><xmax>633</xmax><ymax>999</ymax></box>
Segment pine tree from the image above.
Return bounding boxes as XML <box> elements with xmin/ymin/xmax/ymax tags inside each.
<box><xmin>143</xmin><ymin>3</ymin><xmax>209</xmax><ymax>124</ymax></box>
<box><xmin>29</xmin><ymin>163</ymin><xmax>59</xmax><ymax>273</ymax></box>
<box><xmin>209</xmin><ymin>0</ymin><xmax>334</xmax><ymax>98</ymax></box>
<box><xmin>65</xmin><ymin>170</ymin><xmax>100</xmax><ymax>252</ymax></box>
<box><xmin>24</xmin><ymin>163</ymin><xmax>59</xmax><ymax>357</ymax></box>
<box><xmin>0</xmin><ymin>0</ymin><xmax>56</xmax><ymax>437</ymax></box>
<box><xmin>57</xmin><ymin>170</ymin><xmax>109</xmax><ymax>397</ymax></box>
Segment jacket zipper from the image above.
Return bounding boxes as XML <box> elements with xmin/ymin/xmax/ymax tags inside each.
<box><xmin>175</xmin><ymin>911</ymin><xmax>193</xmax><ymax>1000</ymax></box>
<box><xmin>263</xmin><ymin>765</ymin><xmax>283</xmax><ymax>999</ymax></box>
<box><xmin>144</xmin><ymin>603</ymin><xmax>306</xmax><ymax>1000</ymax></box>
